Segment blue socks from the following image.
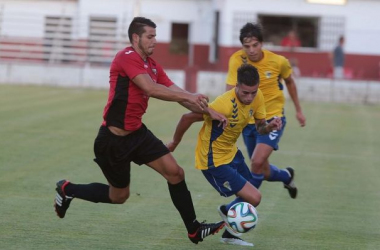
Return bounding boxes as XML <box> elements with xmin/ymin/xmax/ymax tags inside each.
<box><xmin>226</xmin><ymin>197</ymin><xmax>245</xmax><ymax>211</ymax></box>
<box><xmin>267</xmin><ymin>164</ymin><xmax>291</xmax><ymax>184</ymax></box>
<box><xmin>250</xmin><ymin>172</ymin><xmax>264</xmax><ymax>189</ymax></box>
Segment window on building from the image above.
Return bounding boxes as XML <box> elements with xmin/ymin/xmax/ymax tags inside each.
<box><xmin>88</xmin><ymin>16</ymin><xmax>117</xmax><ymax>65</ymax></box>
<box><xmin>170</xmin><ymin>23</ymin><xmax>189</xmax><ymax>55</ymax></box>
<box><xmin>44</xmin><ymin>16</ymin><xmax>72</xmax><ymax>63</ymax></box>
<box><xmin>232</xmin><ymin>12</ymin><xmax>257</xmax><ymax>46</ymax></box>
<box><xmin>318</xmin><ymin>16</ymin><xmax>345</xmax><ymax>50</ymax></box>
<box><xmin>258</xmin><ymin>14</ymin><xmax>319</xmax><ymax>48</ymax></box>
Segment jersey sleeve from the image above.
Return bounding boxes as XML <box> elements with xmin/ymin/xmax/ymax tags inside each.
<box><xmin>280</xmin><ymin>56</ymin><xmax>293</xmax><ymax>79</ymax></box>
<box><xmin>225</xmin><ymin>55</ymin><xmax>240</xmax><ymax>87</ymax></box>
<box><xmin>156</xmin><ymin>63</ymin><xmax>174</xmax><ymax>87</ymax></box>
<box><xmin>252</xmin><ymin>89</ymin><xmax>266</xmax><ymax>120</ymax></box>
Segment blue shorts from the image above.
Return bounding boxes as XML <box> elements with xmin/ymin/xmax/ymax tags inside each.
<box><xmin>242</xmin><ymin>116</ymin><xmax>287</xmax><ymax>158</ymax></box>
<box><xmin>201</xmin><ymin>150</ymin><xmax>253</xmax><ymax>197</ymax></box>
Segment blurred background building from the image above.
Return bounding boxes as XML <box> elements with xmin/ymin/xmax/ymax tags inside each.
<box><xmin>0</xmin><ymin>0</ymin><xmax>379</xmax><ymax>103</ymax></box>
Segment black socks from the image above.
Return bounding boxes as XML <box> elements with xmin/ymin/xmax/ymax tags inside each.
<box><xmin>168</xmin><ymin>180</ymin><xmax>199</xmax><ymax>233</ymax></box>
<box><xmin>65</xmin><ymin>182</ymin><xmax>112</xmax><ymax>203</ymax></box>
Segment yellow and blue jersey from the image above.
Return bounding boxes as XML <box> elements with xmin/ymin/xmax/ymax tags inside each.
<box><xmin>226</xmin><ymin>49</ymin><xmax>292</xmax><ymax>122</ymax></box>
<box><xmin>195</xmin><ymin>88</ymin><xmax>266</xmax><ymax>170</ymax></box>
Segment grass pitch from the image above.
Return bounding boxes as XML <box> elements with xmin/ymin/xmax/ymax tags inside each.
<box><xmin>0</xmin><ymin>84</ymin><xmax>380</xmax><ymax>250</ymax></box>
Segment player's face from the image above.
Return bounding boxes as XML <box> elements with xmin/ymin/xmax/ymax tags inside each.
<box><xmin>138</xmin><ymin>26</ymin><xmax>157</xmax><ymax>56</ymax></box>
<box><xmin>235</xmin><ymin>83</ymin><xmax>259</xmax><ymax>105</ymax></box>
<box><xmin>242</xmin><ymin>37</ymin><xmax>263</xmax><ymax>62</ymax></box>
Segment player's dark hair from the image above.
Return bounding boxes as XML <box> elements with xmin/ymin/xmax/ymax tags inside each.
<box><xmin>237</xmin><ymin>64</ymin><xmax>260</xmax><ymax>86</ymax></box>
<box><xmin>239</xmin><ymin>23</ymin><xmax>263</xmax><ymax>44</ymax></box>
<box><xmin>128</xmin><ymin>17</ymin><xmax>156</xmax><ymax>43</ymax></box>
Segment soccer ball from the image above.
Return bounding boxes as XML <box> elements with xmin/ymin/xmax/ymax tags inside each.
<box><xmin>227</xmin><ymin>202</ymin><xmax>258</xmax><ymax>233</ymax></box>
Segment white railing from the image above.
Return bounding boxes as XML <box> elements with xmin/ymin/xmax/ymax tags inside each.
<box><xmin>0</xmin><ymin>10</ymin><xmax>130</xmax><ymax>65</ymax></box>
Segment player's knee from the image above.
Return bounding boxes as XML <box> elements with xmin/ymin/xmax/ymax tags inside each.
<box><xmin>251</xmin><ymin>158</ymin><xmax>265</xmax><ymax>172</ymax></box>
<box><xmin>110</xmin><ymin>191</ymin><xmax>130</xmax><ymax>204</ymax></box>
<box><xmin>253</xmin><ymin>191</ymin><xmax>261</xmax><ymax>207</ymax></box>
<box><xmin>167</xmin><ymin>165</ymin><xmax>185</xmax><ymax>184</ymax></box>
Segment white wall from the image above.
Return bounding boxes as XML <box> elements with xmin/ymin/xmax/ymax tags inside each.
<box><xmin>0</xmin><ymin>0</ymin><xmax>77</xmax><ymax>38</ymax></box>
<box><xmin>1</xmin><ymin>61</ymin><xmax>378</xmax><ymax>104</ymax></box>
<box><xmin>218</xmin><ymin>0</ymin><xmax>380</xmax><ymax>54</ymax></box>
<box><xmin>0</xmin><ymin>62</ymin><xmax>185</xmax><ymax>89</ymax></box>
<box><xmin>197</xmin><ymin>71</ymin><xmax>380</xmax><ymax>104</ymax></box>
<box><xmin>1</xmin><ymin>0</ymin><xmax>380</xmax><ymax>54</ymax></box>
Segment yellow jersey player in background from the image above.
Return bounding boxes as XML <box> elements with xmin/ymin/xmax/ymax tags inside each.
<box><xmin>167</xmin><ymin>64</ymin><xmax>282</xmax><ymax>246</ymax></box>
<box><xmin>226</xmin><ymin>23</ymin><xmax>306</xmax><ymax>201</ymax></box>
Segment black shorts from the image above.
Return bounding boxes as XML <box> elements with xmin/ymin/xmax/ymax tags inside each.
<box><xmin>93</xmin><ymin>124</ymin><xmax>170</xmax><ymax>188</ymax></box>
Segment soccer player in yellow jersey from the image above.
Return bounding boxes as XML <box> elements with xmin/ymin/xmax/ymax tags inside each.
<box><xmin>226</xmin><ymin>23</ymin><xmax>306</xmax><ymax>199</ymax></box>
<box><xmin>167</xmin><ymin>64</ymin><xmax>282</xmax><ymax>246</ymax></box>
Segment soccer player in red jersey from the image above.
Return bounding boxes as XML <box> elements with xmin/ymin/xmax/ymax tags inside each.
<box><xmin>54</xmin><ymin>17</ymin><xmax>225</xmax><ymax>244</ymax></box>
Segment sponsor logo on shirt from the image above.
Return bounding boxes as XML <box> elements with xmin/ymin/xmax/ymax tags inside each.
<box><xmin>125</xmin><ymin>51</ymin><xmax>134</xmax><ymax>55</ymax></box>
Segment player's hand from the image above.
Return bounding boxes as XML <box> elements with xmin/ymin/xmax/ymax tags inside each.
<box><xmin>189</xmin><ymin>93</ymin><xmax>209</xmax><ymax>111</ymax></box>
<box><xmin>268</xmin><ymin>117</ymin><xmax>282</xmax><ymax>131</ymax></box>
<box><xmin>208</xmin><ymin>109</ymin><xmax>228</xmax><ymax>129</ymax></box>
<box><xmin>296</xmin><ymin>111</ymin><xmax>306</xmax><ymax>127</ymax></box>
<box><xmin>166</xmin><ymin>141</ymin><xmax>179</xmax><ymax>152</ymax></box>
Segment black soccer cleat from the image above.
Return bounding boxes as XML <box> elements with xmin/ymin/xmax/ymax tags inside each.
<box><xmin>188</xmin><ymin>220</ymin><xmax>225</xmax><ymax>244</ymax></box>
<box><xmin>284</xmin><ymin>167</ymin><xmax>297</xmax><ymax>199</ymax></box>
<box><xmin>54</xmin><ymin>179</ymin><xmax>73</xmax><ymax>218</ymax></box>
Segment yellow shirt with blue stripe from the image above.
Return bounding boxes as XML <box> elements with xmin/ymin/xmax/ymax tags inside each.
<box><xmin>226</xmin><ymin>49</ymin><xmax>292</xmax><ymax>123</ymax></box>
<box><xmin>195</xmin><ymin>88</ymin><xmax>266</xmax><ymax>170</ymax></box>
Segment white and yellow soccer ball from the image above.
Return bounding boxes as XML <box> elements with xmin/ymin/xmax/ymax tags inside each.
<box><xmin>227</xmin><ymin>202</ymin><xmax>258</xmax><ymax>233</ymax></box>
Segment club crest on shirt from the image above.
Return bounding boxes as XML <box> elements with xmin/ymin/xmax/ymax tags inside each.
<box><xmin>152</xmin><ymin>68</ymin><xmax>157</xmax><ymax>75</ymax></box>
<box><xmin>249</xmin><ymin>109</ymin><xmax>253</xmax><ymax>117</ymax></box>
<box><xmin>265</xmin><ymin>71</ymin><xmax>272</xmax><ymax>78</ymax></box>
<box><xmin>223</xmin><ymin>181</ymin><xmax>232</xmax><ymax>191</ymax></box>
<box><xmin>241</xmin><ymin>56</ymin><xmax>248</xmax><ymax>64</ymax></box>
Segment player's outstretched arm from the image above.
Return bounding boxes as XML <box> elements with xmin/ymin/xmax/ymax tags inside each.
<box><xmin>133</xmin><ymin>74</ymin><xmax>209</xmax><ymax>111</ymax></box>
<box><xmin>203</xmin><ymin>107</ymin><xmax>228</xmax><ymax>129</ymax></box>
<box><xmin>255</xmin><ymin>117</ymin><xmax>282</xmax><ymax>135</ymax></box>
<box><xmin>168</xmin><ymin>84</ymin><xmax>210</xmax><ymax>113</ymax></box>
<box><xmin>167</xmin><ymin>112</ymin><xmax>204</xmax><ymax>152</ymax></box>
<box><xmin>284</xmin><ymin>75</ymin><xmax>306</xmax><ymax>127</ymax></box>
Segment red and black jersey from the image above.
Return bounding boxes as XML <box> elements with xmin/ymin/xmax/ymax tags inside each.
<box><xmin>102</xmin><ymin>46</ymin><xmax>174</xmax><ymax>131</ymax></box>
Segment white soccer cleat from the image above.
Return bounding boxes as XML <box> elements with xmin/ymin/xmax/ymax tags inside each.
<box><xmin>220</xmin><ymin>237</ymin><xmax>254</xmax><ymax>247</ymax></box>
<box><xmin>217</xmin><ymin>205</ymin><xmax>243</xmax><ymax>237</ymax></box>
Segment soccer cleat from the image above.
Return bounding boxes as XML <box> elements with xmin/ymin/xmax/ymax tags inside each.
<box><xmin>220</xmin><ymin>237</ymin><xmax>254</xmax><ymax>247</ymax></box>
<box><xmin>54</xmin><ymin>180</ymin><xmax>73</xmax><ymax>218</ymax></box>
<box><xmin>217</xmin><ymin>205</ymin><xmax>243</xmax><ymax>237</ymax></box>
<box><xmin>220</xmin><ymin>228</ymin><xmax>254</xmax><ymax>246</ymax></box>
<box><xmin>284</xmin><ymin>167</ymin><xmax>297</xmax><ymax>199</ymax></box>
<box><xmin>188</xmin><ymin>220</ymin><xmax>225</xmax><ymax>244</ymax></box>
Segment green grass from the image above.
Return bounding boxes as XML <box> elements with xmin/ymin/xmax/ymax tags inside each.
<box><xmin>1</xmin><ymin>84</ymin><xmax>380</xmax><ymax>250</ymax></box>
